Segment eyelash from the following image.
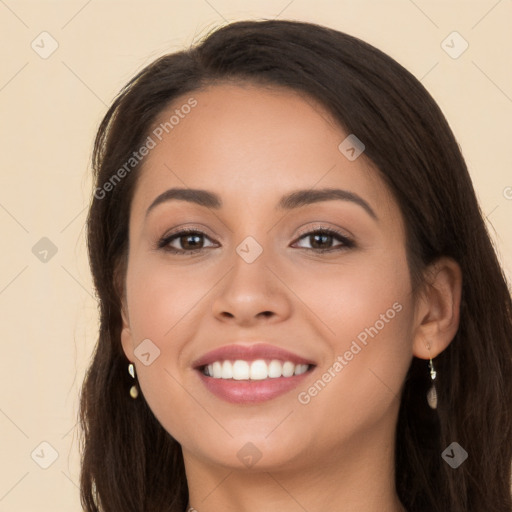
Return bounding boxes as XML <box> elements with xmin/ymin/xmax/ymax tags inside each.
<box><xmin>156</xmin><ymin>227</ymin><xmax>355</xmax><ymax>255</ymax></box>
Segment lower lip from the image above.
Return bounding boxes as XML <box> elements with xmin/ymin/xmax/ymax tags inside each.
<box><xmin>197</xmin><ymin>369</ymin><xmax>314</xmax><ymax>404</ymax></box>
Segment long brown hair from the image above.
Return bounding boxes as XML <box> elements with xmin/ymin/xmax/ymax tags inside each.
<box><xmin>80</xmin><ymin>19</ymin><xmax>512</xmax><ymax>511</ymax></box>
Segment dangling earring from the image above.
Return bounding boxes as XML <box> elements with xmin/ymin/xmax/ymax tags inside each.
<box><xmin>128</xmin><ymin>363</ymin><xmax>139</xmax><ymax>399</ymax></box>
<box><xmin>427</xmin><ymin>356</ymin><xmax>437</xmax><ymax>409</ymax></box>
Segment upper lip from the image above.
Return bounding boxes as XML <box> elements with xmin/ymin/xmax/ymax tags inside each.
<box><xmin>192</xmin><ymin>343</ymin><xmax>316</xmax><ymax>369</ymax></box>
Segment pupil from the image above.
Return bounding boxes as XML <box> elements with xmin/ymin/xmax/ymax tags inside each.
<box><xmin>312</xmin><ymin>233</ymin><xmax>331</xmax><ymax>248</ymax></box>
<box><xmin>183</xmin><ymin>234</ymin><xmax>202</xmax><ymax>249</ymax></box>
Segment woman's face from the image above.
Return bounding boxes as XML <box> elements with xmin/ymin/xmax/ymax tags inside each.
<box><xmin>120</xmin><ymin>83</ymin><xmax>416</xmax><ymax>472</ymax></box>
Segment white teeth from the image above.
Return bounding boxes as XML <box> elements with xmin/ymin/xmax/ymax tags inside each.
<box><xmin>250</xmin><ymin>360</ymin><xmax>268</xmax><ymax>380</ymax></box>
<box><xmin>282</xmin><ymin>361</ymin><xmax>295</xmax><ymax>377</ymax></box>
<box><xmin>202</xmin><ymin>359</ymin><xmax>311</xmax><ymax>380</ymax></box>
<box><xmin>212</xmin><ymin>361</ymin><xmax>222</xmax><ymax>378</ymax></box>
<box><xmin>294</xmin><ymin>364</ymin><xmax>309</xmax><ymax>376</ymax></box>
<box><xmin>232</xmin><ymin>360</ymin><xmax>250</xmax><ymax>380</ymax></box>
<box><xmin>268</xmin><ymin>360</ymin><xmax>282</xmax><ymax>378</ymax></box>
<box><xmin>222</xmin><ymin>360</ymin><xmax>233</xmax><ymax>379</ymax></box>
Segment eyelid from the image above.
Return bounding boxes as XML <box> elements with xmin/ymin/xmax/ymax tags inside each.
<box><xmin>161</xmin><ymin>223</ymin><xmax>220</xmax><ymax>240</ymax></box>
<box><xmin>293</xmin><ymin>222</ymin><xmax>354</xmax><ymax>241</ymax></box>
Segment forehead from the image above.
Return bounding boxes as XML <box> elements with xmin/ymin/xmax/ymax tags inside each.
<box><xmin>130</xmin><ymin>83</ymin><xmax>398</xmax><ymax>221</ymax></box>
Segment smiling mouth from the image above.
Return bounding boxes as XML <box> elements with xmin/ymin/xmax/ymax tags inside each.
<box><xmin>200</xmin><ymin>359</ymin><xmax>315</xmax><ymax>380</ymax></box>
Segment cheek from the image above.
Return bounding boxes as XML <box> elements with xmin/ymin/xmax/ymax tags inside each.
<box><xmin>125</xmin><ymin>254</ymin><xmax>216</xmax><ymax>343</ymax></box>
<box><xmin>123</xmin><ymin>256</ymin><xmax>216</xmax><ymax>439</ymax></box>
<box><xmin>124</xmin><ymin>254</ymin><xmax>226</xmax><ymax>430</ymax></box>
<box><xmin>290</xmin><ymin>251</ymin><xmax>414</xmax><ymax>416</ymax></box>
<box><xmin>295</xmin><ymin>302</ymin><xmax>413</xmax><ymax>447</ymax></box>
<box><xmin>290</xmin><ymin>247</ymin><xmax>411</xmax><ymax>351</ymax></box>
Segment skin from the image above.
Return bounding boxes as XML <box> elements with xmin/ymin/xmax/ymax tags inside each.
<box><xmin>120</xmin><ymin>83</ymin><xmax>462</xmax><ymax>512</ymax></box>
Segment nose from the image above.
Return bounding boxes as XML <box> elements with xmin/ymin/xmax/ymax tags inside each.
<box><xmin>211</xmin><ymin>246</ymin><xmax>292</xmax><ymax>327</ymax></box>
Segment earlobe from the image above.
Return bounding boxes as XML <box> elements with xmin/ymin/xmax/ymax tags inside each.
<box><xmin>412</xmin><ymin>257</ymin><xmax>462</xmax><ymax>360</ymax></box>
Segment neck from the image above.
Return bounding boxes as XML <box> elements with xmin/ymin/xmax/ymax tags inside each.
<box><xmin>183</xmin><ymin>420</ymin><xmax>406</xmax><ymax>512</ymax></box>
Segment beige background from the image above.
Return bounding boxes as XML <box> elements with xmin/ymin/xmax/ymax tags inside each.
<box><xmin>0</xmin><ymin>0</ymin><xmax>511</xmax><ymax>510</ymax></box>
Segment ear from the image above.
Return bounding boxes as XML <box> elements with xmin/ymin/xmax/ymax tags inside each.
<box><xmin>116</xmin><ymin>262</ymin><xmax>135</xmax><ymax>363</ymax></box>
<box><xmin>120</xmin><ymin>296</ymin><xmax>135</xmax><ymax>362</ymax></box>
<box><xmin>412</xmin><ymin>257</ymin><xmax>462</xmax><ymax>359</ymax></box>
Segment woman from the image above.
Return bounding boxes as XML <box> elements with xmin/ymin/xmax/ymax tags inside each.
<box><xmin>79</xmin><ymin>19</ymin><xmax>512</xmax><ymax>512</ymax></box>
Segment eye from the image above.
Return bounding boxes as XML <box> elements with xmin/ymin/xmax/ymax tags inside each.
<box><xmin>156</xmin><ymin>226</ymin><xmax>355</xmax><ymax>255</ymax></box>
<box><xmin>292</xmin><ymin>228</ymin><xmax>355</xmax><ymax>253</ymax></box>
<box><xmin>157</xmin><ymin>229</ymin><xmax>217</xmax><ymax>254</ymax></box>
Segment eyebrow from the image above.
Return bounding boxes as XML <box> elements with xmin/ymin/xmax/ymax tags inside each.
<box><xmin>145</xmin><ymin>187</ymin><xmax>377</xmax><ymax>220</ymax></box>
